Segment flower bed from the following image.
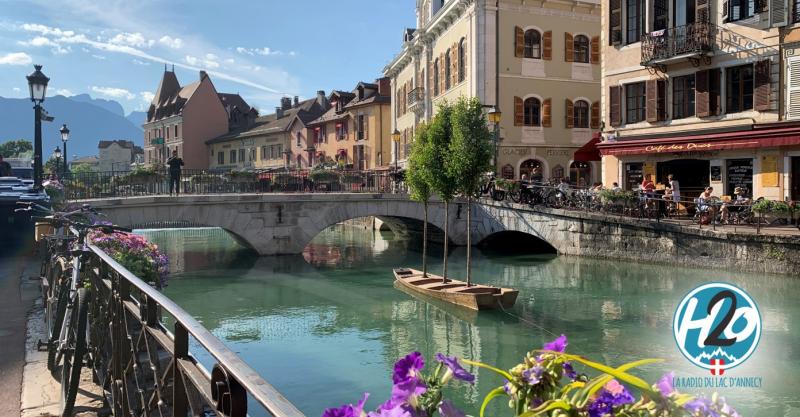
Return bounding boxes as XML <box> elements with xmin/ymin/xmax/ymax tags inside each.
<box><xmin>323</xmin><ymin>335</ymin><xmax>740</xmax><ymax>417</ymax></box>
<box><xmin>89</xmin><ymin>230</ymin><xmax>169</xmax><ymax>288</ymax></box>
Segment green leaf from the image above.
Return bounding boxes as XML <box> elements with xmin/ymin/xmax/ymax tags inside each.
<box><xmin>516</xmin><ymin>400</ymin><xmax>572</xmax><ymax>417</ymax></box>
<box><xmin>539</xmin><ymin>352</ymin><xmax>662</xmax><ymax>394</ymax></box>
<box><xmin>479</xmin><ymin>386</ymin><xmax>507</xmax><ymax>417</ymax></box>
<box><xmin>461</xmin><ymin>359</ymin><xmax>514</xmax><ymax>381</ymax></box>
<box><xmin>558</xmin><ymin>380</ymin><xmax>585</xmax><ymax>398</ymax></box>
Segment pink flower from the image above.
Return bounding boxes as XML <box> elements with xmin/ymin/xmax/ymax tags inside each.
<box><xmin>604</xmin><ymin>380</ymin><xmax>625</xmax><ymax>396</ymax></box>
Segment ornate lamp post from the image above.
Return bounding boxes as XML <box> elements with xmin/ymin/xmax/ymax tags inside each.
<box><xmin>52</xmin><ymin>146</ymin><xmax>62</xmax><ymax>179</ymax></box>
<box><xmin>391</xmin><ymin>129</ymin><xmax>401</xmax><ymax>173</ymax></box>
<box><xmin>26</xmin><ymin>65</ymin><xmax>50</xmax><ymax>190</ymax></box>
<box><xmin>60</xmin><ymin>124</ymin><xmax>70</xmax><ymax>177</ymax></box>
<box><xmin>485</xmin><ymin>106</ymin><xmax>502</xmax><ymax>173</ymax></box>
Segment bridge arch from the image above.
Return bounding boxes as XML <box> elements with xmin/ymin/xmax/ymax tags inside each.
<box><xmin>478</xmin><ymin>231</ymin><xmax>557</xmax><ymax>254</ymax></box>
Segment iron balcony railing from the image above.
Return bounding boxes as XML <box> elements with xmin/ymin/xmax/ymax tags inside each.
<box><xmin>85</xmin><ymin>243</ymin><xmax>306</xmax><ymax>417</ymax></box>
<box><xmin>641</xmin><ymin>22</ymin><xmax>715</xmax><ymax>66</ymax></box>
<box><xmin>407</xmin><ymin>87</ymin><xmax>424</xmax><ymax>114</ymax></box>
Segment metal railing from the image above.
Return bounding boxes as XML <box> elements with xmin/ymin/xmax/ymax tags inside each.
<box><xmin>84</xmin><ymin>243</ymin><xmax>305</xmax><ymax>417</ymax></box>
<box><xmin>63</xmin><ymin>169</ymin><xmax>407</xmax><ymax>200</ymax></box>
<box><xmin>641</xmin><ymin>22</ymin><xmax>715</xmax><ymax>66</ymax></box>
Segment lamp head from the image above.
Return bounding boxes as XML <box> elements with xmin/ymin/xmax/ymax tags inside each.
<box><xmin>59</xmin><ymin>124</ymin><xmax>70</xmax><ymax>142</ymax></box>
<box><xmin>26</xmin><ymin>64</ymin><xmax>49</xmax><ymax>103</ymax></box>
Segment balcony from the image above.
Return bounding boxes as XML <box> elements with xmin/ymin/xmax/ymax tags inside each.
<box><xmin>641</xmin><ymin>22</ymin><xmax>715</xmax><ymax>68</ymax></box>
<box><xmin>407</xmin><ymin>87</ymin><xmax>425</xmax><ymax>116</ymax></box>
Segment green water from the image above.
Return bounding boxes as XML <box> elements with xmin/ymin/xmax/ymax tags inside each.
<box><xmin>140</xmin><ymin>225</ymin><xmax>800</xmax><ymax>417</ymax></box>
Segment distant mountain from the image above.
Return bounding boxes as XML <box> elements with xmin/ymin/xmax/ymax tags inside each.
<box><xmin>126</xmin><ymin>111</ymin><xmax>147</xmax><ymax>129</ymax></box>
<box><xmin>0</xmin><ymin>95</ymin><xmax>143</xmax><ymax>158</ymax></box>
<box><xmin>68</xmin><ymin>93</ymin><xmax>125</xmax><ymax>117</ymax></box>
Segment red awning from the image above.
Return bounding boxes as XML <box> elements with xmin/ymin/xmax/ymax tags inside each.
<box><xmin>574</xmin><ymin>134</ymin><xmax>601</xmax><ymax>162</ymax></box>
<box><xmin>598</xmin><ymin>125</ymin><xmax>800</xmax><ymax>156</ymax></box>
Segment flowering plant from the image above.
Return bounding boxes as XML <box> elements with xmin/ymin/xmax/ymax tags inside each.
<box><xmin>89</xmin><ymin>230</ymin><xmax>169</xmax><ymax>288</ymax></box>
<box><xmin>43</xmin><ymin>179</ymin><xmax>65</xmax><ymax>207</ymax></box>
<box><xmin>323</xmin><ymin>335</ymin><xmax>741</xmax><ymax>417</ymax></box>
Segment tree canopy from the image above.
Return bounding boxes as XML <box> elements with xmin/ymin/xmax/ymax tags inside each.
<box><xmin>0</xmin><ymin>139</ymin><xmax>33</xmax><ymax>158</ymax></box>
<box><xmin>406</xmin><ymin>123</ymin><xmax>432</xmax><ymax>204</ymax></box>
<box><xmin>446</xmin><ymin>97</ymin><xmax>493</xmax><ymax>197</ymax></box>
<box><xmin>426</xmin><ymin>102</ymin><xmax>458</xmax><ymax>202</ymax></box>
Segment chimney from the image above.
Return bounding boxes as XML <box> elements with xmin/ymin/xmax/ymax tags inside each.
<box><xmin>377</xmin><ymin>77</ymin><xmax>391</xmax><ymax>97</ymax></box>
<box><xmin>293</xmin><ymin>96</ymin><xmax>299</xmax><ymax>107</ymax></box>
<box><xmin>316</xmin><ymin>90</ymin><xmax>329</xmax><ymax>108</ymax></box>
<box><xmin>275</xmin><ymin>106</ymin><xmax>284</xmax><ymax>119</ymax></box>
<box><xmin>199</xmin><ymin>70</ymin><xmax>208</xmax><ymax>81</ymax></box>
<box><xmin>281</xmin><ymin>97</ymin><xmax>292</xmax><ymax>110</ymax></box>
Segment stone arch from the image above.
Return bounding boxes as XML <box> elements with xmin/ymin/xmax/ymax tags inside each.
<box><xmin>477</xmin><ymin>230</ymin><xmax>557</xmax><ymax>254</ymax></box>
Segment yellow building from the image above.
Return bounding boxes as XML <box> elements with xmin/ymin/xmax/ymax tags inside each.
<box><xmin>384</xmin><ymin>0</ymin><xmax>601</xmax><ymax>183</ymax></box>
<box><xmin>599</xmin><ymin>0</ymin><xmax>800</xmax><ymax>200</ymax></box>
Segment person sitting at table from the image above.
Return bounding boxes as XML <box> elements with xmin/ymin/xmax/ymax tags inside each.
<box><xmin>611</xmin><ymin>182</ymin><xmax>622</xmax><ymax>192</ymax></box>
<box><xmin>720</xmin><ymin>187</ymin><xmax>749</xmax><ymax>224</ymax></box>
<box><xmin>698</xmin><ymin>186</ymin><xmax>720</xmax><ymax>223</ymax></box>
<box><xmin>640</xmin><ymin>175</ymin><xmax>655</xmax><ymax>196</ymax></box>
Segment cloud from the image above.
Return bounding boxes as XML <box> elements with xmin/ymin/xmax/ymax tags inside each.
<box><xmin>0</xmin><ymin>52</ymin><xmax>33</xmax><ymax>65</ymax></box>
<box><xmin>235</xmin><ymin>46</ymin><xmax>295</xmax><ymax>56</ymax></box>
<box><xmin>17</xmin><ymin>36</ymin><xmax>70</xmax><ymax>55</ymax></box>
<box><xmin>132</xmin><ymin>59</ymin><xmax>150</xmax><ymax>65</ymax></box>
<box><xmin>92</xmin><ymin>54</ymin><xmax>106</xmax><ymax>60</ymax></box>
<box><xmin>185</xmin><ymin>54</ymin><xmax>219</xmax><ymax>69</ymax></box>
<box><xmin>56</xmin><ymin>88</ymin><xmax>73</xmax><ymax>96</ymax></box>
<box><xmin>158</xmin><ymin>35</ymin><xmax>183</xmax><ymax>49</ymax></box>
<box><xmin>21</xmin><ymin>23</ymin><xmax>73</xmax><ymax>37</ymax></box>
<box><xmin>109</xmin><ymin>32</ymin><xmax>154</xmax><ymax>48</ymax></box>
<box><xmin>140</xmin><ymin>91</ymin><xmax>155</xmax><ymax>102</ymax></box>
<box><xmin>91</xmin><ymin>86</ymin><xmax>135</xmax><ymax>100</ymax></box>
<box><xmin>13</xmin><ymin>87</ymin><xmax>21</xmax><ymax>92</ymax></box>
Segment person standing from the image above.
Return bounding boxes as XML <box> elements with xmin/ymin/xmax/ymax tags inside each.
<box><xmin>667</xmin><ymin>174</ymin><xmax>680</xmax><ymax>203</ymax></box>
<box><xmin>166</xmin><ymin>149</ymin><xmax>184</xmax><ymax>196</ymax></box>
<box><xmin>0</xmin><ymin>154</ymin><xmax>11</xmax><ymax>177</ymax></box>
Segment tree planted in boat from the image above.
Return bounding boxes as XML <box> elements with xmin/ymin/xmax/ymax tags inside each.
<box><xmin>426</xmin><ymin>101</ymin><xmax>458</xmax><ymax>283</ymax></box>
<box><xmin>406</xmin><ymin>122</ymin><xmax>433</xmax><ymax>277</ymax></box>
<box><xmin>446</xmin><ymin>97</ymin><xmax>493</xmax><ymax>286</ymax></box>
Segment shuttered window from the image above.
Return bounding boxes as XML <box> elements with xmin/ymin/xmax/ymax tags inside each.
<box><xmin>523</xmin><ymin>97</ymin><xmax>541</xmax><ymax>126</ymax></box>
<box><xmin>626</xmin><ymin>0</ymin><xmax>645</xmax><ymax>44</ymax></box>
<box><xmin>590</xmin><ymin>101</ymin><xmax>601</xmax><ymax>129</ymax></box>
<box><xmin>787</xmin><ymin>58</ymin><xmax>800</xmax><ymax>119</ymax></box>
<box><xmin>625</xmin><ymin>82</ymin><xmax>647</xmax><ymax>123</ymax></box>
<box><xmin>591</xmin><ymin>36</ymin><xmax>600</xmax><ymax>63</ymax></box>
<box><xmin>524</xmin><ymin>30</ymin><xmax>541</xmax><ymax>59</ymax></box>
<box><xmin>609</xmin><ymin>86</ymin><xmax>622</xmax><ymax>127</ymax></box>
<box><xmin>574</xmin><ymin>35</ymin><xmax>590</xmax><ymax>63</ymax></box>
<box><xmin>574</xmin><ymin>100</ymin><xmax>590</xmax><ymax>128</ymax></box>
<box><xmin>729</xmin><ymin>0</ymin><xmax>756</xmax><ymax>21</ymax></box>
<box><xmin>458</xmin><ymin>38</ymin><xmax>466</xmax><ymax>82</ymax></box>
<box><xmin>673</xmin><ymin>75</ymin><xmax>696</xmax><ymax>119</ymax></box>
<box><xmin>433</xmin><ymin>59</ymin><xmax>440</xmax><ymax>96</ymax></box>
<box><xmin>754</xmin><ymin>60</ymin><xmax>771</xmax><ymax>111</ymax></box>
<box><xmin>646</xmin><ymin>80</ymin><xmax>667</xmax><ymax>122</ymax></box>
<box><xmin>444</xmin><ymin>49</ymin><xmax>452</xmax><ymax>90</ymax></box>
<box><xmin>726</xmin><ymin>64</ymin><xmax>754</xmax><ymax>113</ymax></box>
<box><xmin>543</xmin><ymin>31</ymin><xmax>552</xmax><ymax>60</ymax></box>
<box><xmin>793</xmin><ymin>0</ymin><xmax>800</xmax><ymax>23</ymax></box>
<box><xmin>609</xmin><ymin>0</ymin><xmax>622</xmax><ymax>45</ymax></box>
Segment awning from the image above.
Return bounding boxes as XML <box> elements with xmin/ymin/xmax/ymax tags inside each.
<box><xmin>573</xmin><ymin>134</ymin><xmax>601</xmax><ymax>162</ymax></box>
<box><xmin>598</xmin><ymin>124</ymin><xmax>800</xmax><ymax>156</ymax></box>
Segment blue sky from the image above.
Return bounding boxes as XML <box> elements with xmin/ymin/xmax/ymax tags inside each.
<box><xmin>0</xmin><ymin>0</ymin><xmax>415</xmax><ymax>115</ymax></box>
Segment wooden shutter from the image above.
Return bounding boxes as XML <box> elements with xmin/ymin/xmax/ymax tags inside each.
<box><xmin>514</xmin><ymin>96</ymin><xmax>524</xmax><ymax>126</ymax></box>
<box><xmin>722</xmin><ymin>0</ymin><xmax>729</xmax><ymax>22</ymax></box>
<box><xmin>565</xmin><ymin>32</ymin><xmax>574</xmax><ymax>62</ymax></box>
<box><xmin>439</xmin><ymin>52</ymin><xmax>446</xmax><ymax>94</ymax></box>
<box><xmin>542</xmin><ymin>98</ymin><xmax>552</xmax><ymax>127</ymax></box>
<box><xmin>515</xmin><ymin>26</ymin><xmax>524</xmax><ymax>57</ymax></box>
<box><xmin>710</xmin><ymin>68</ymin><xmax>721</xmax><ymax>115</ymax></box>
<box><xmin>657</xmin><ymin>80</ymin><xmax>667</xmax><ymax>121</ymax></box>
<box><xmin>771</xmin><ymin>0</ymin><xmax>788</xmax><ymax>27</ymax></box>
<box><xmin>451</xmin><ymin>43</ymin><xmax>458</xmax><ymax>86</ymax></box>
<box><xmin>364</xmin><ymin>115</ymin><xmax>369</xmax><ymax>140</ymax></box>
<box><xmin>788</xmin><ymin>59</ymin><xmax>800</xmax><ymax>119</ymax></box>
<box><xmin>590</xmin><ymin>101</ymin><xmax>600</xmax><ymax>129</ymax></box>
<box><xmin>590</xmin><ymin>36</ymin><xmax>600</xmax><ymax>64</ymax></box>
<box><xmin>646</xmin><ymin>80</ymin><xmax>658</xmax><ymax>122</ymax></box>
<box><xmin>696</xmin><ymin>70</ymin><xmax>710</xmax><ymax>117</ymax></box>
<box><xmin>609</xmin><ymin>86</ymin><xmax>622</xmax><ymax>127</ymax></box>
<box><xmin>543</xmin><ymin>31</ymin><xmax>552</xmax><ymax>60</ymax></box>
<box><xmin>755</xmin><ymin>60</ymin><xmax>772</xmax><ymax>111</ymax></box>
<box><xmin>565</xmin><ymin>99</ymin><xmax>574</xmax><ymax>128</ymax></box>
<box><xmin>696</xmin><ymin>0</ymin><xmax>710</xmax><ymax>23</ymax></box>
<box><xmin>428</xmin><ymin>61</ymin><xmax>434</xmax><ymax>96</ymax></box>
<box><xmin>609</xmin><ymin>0</ymin><xmax>622</xmax><ymax>46</ymax></box>
<box><xmin>463</xmin><ymin>37</ymin><xmax>469</xmax><ymax>80</ymax></box>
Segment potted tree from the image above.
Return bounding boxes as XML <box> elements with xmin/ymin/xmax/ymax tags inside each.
<box><xmin>406</xmin><ymin>123</ymin><xmax>433</xmax><ymax>277</ymax></box>
<box><xmin>427</xmin><ymin>101</ymin><xmax>458</xmax><ymax>283</ymax></box>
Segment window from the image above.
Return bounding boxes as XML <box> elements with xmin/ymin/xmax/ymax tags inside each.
<box><xmin>445</xmin><ymin>48</ymin><xmax>452</xmax><ymax>90</ymax></box>
<box><xmin>726</xmin><ymin>64</ymin><xmax>754</xmax><ymax>113</ymax></box>
<box><xmin>357</xmin><ymin>115</ymin><xmax>366</xmax><ymax>140</ymax></box>
<box><xmin>336</xmin><ymin>122</ymin><xmax>347</xmax><ymax>140</ymax></box>
<box><xmin>501</xmin><ymin>164</ymin><xmax>514</xmax><ymax>179</ymax></box>
<box><xmin>728</xmin><ymin>0</ymin><xmax>755</xmax><ymax>21</ymax></box>
<box><xmin>174</xmin><ymin>125</ymin><xmax>179</xmax><ymax>138</ymax></box>
<box><xmin>672</xmin><ymin>75</ymin><xmax>696</xmax><ymax>119</ymax></box>
<box><xmin>433</xmin><ymin>59</ymin><xmax>440</xmax><ymax>96</ymax></box>
<box><xmin>574</xmin><ymin>100</ymin><xmax>590</xmax><ymax>128</ymax></box>
<box><xmin>238</xmin><ymin>149</ymin><xmax>245</xmax><ymax>163</ymax></box>
<box><xmin>230</xmin><ymin>150</ymin><xmax>237</xmax><ymax>163</ymax></box>
<box><xmin>277</xmin><ymin>145</ymin><xmax>283</xmax><ymax>157</ymax></box>
<box><xmin>296</xmin><ymin>132</ymin><xmax>302</xmax><ymax>147</ymax></box>
<box><xmin>315</xmin><ymin>127</ymin><xmax>325</xmax><ymax>144</ymax></box>
<box><xmin>523</xmin><ymin>97</ymin><xmax>541</xmax><ymax>126</ymax></box>
<box><xmin>626</xmin><ymin>0</ymin><xmax>644</xmax><ymax>45</ymax></box>
<box><xmin>458</xmin><ymin>38</ymin><xmax>466</xmax><ymax>82</ymax></box>
<box><xmin>296</xmin><ymin>155</ymin><xmax>303</xmax><ymax>168</ymax></box>
<box><xmin>218</xmin><ymin>152</ymin><xmax>224</xmax><ymax>165</ymax></box>
<box><xmin>261</xmin><ymin>146</ymin><xmax>267</xmax><ymax>160</ymax></box>
<box><xmin>794</xmin><ymin>0</ymin><xmax>800</xmax><ymax>23</ymax></box>
<box><xmin>625</xmin><ymin>82</ymin><xmax>647</xmax><ymax>123</ymax></box>
<box><xmin>573</xmin><ymin>35</ymin><xmax>590</xmax><ymax>63</ymax></box>
<box><xmin>524</xmin><ymin>29</ymin><xmax>541</xmax><ymax>59</ymax></box>
<box><xmin>249</xmin><ymin>148</ymin><xmax>256</xmax><ymax>161</ymax></box>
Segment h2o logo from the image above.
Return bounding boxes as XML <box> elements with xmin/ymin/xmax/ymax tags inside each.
<box><xmin>673</xmin><ymin>283</ymin><xmax>761</xmax><ymax>375</ymax></box>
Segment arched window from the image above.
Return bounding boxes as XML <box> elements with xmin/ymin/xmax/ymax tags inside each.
<box><xmin>523</xmin><ymin>97</ymin><xmax>541</xmax><ymax>126</ymax></box>
<box><xmin>574</xmin><ymin>100</ymin><xmax>590</xmax><ymax>128</ymax></box>
<box><xmin>445</xmin><ymin>48</ymin><xmax>452</xmax><ymax>90</ymax></box>
<box><xmin>501</xmin><ymin>164</ymin><xmax>514</xmax><ymax>179</ymax></box>
<box><xmin>458</xmin><ymin>38</ymin><xmax>466</xmax><ymax>82</ymax></box>
<box><xmin>433</xmin><ymin>59</ymin><xmax>440</xmax><ymax>96</ymax></box>
<box><xmin>524</xmin><ymin>29</ymin><xmax>541</xmax><ymax>59</ymax></box>
<box><xmin>574</xmin><ymin>35</ymin><xmax>590</xmax><ymax>63</ymax></box>
<box><xmin>552</xmin><ymin>165</ymin><xmax>565</xmax><ymax>181</ymax></box>
<box><xmin>520</xmin><ymin>159</ymin><xmax>543</xmax><ymax>180</ymax></box>
<box><xmin>570</xmin><ymin>161</ymin><xmax>591</xmax><ymax>186</ymax></box>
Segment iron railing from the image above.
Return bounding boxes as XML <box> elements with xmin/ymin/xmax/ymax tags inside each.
<box><xmin>85</xmin><ymin>243</ymin><xmax>306</xmax><ymax>417</ymax></box>
<box><xmin>63</xmin><ymin>169</ymin><xmax>407</xmax><ymax>200</ymax></box>
<box><xmin>641</xmin><ymin>22</ymin><xmax>715</xmax><ymax>66</ymax></box>
<box><xmin>407</xmin><ymin>87</ymin><xmax>424</xmax><ymax>114</ymax></box>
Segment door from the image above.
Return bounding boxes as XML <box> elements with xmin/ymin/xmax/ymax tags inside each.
<box><xmin>656</xmin><ymin>159</ymin><xmax>710</xmax><ymax>197</ymax></box>
<box><xmin>792</xmin><ymin>157</ymin><xmax>800</xmax><ymax>200</ymax></box>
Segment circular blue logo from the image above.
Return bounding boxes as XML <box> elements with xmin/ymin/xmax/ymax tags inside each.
<box><xmin>673</xmin><ymin>282</ymin><xmax>761</xmax><ymax>374</ymax></box>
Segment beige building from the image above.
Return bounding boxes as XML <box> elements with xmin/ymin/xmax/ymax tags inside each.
<box><xmin>384</xmin><ymin>0</ymin><xmax>601</xmax><ymax>183</ymax></box>
<box><xmin>97</xmin><ymin>140</ymin><xmax>142</xmax><ymax>172</ymax></box>
<box><xmin>599</xmin><ymin>0</ymin><xmax>800</xmax><ymax>200</ymax></box>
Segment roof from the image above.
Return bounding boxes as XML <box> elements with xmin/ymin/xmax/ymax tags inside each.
<box><xmin>98</xmin><ymin>140</ymin><xmax>135</xmax><ymax>149</ymax></box>
<box><xmin>218</xmin><ymin>93</ymin><xmax>251</xmax><ymax>113</ymax></box>
<box><xmin>72</xmin><ymin>155</ymin><xmax>99</xmax><ymax>164</ymax></box>
<box><xmin>206</xmin><ymin>97</ymin><xmax>329</xmax><ymax>144</ymax></box>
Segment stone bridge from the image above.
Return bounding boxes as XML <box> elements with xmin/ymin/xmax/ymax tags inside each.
<box><xmin>86</xmin><ymin>193</ymin><xmax>800</xmax><ymax>274</ymax></box>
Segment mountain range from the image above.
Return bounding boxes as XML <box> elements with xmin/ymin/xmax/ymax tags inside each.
<box><xmin>0</xmin><ymin>94</ymin><xmax>145</xmax><ymax>159</ymax></box>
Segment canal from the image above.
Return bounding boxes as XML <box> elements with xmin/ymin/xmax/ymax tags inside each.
<box><xmin>140</xmin><ymin>224</ymin><xmax>800</xmax><ymax>417</ymax></box>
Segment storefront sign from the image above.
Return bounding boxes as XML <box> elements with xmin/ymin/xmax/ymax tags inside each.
<box><xmin>502</xmin><ymin>147</ymin><xmax>532</xmax><ymax>156</ymax></box>
<box><xmin>545</xmin><ymin>149</ymin><xmax>571</xmax><ymax>157</ymax></box>
<box><xmin>710</xmin><ymin>166</ymin><xmax>722</xmax><ymax>182</ymax></box>
<box><xmin>761</xmin><ymin>155</ymin><xmax>779</xmax><ymax>187</ymax></box>
<box><xmin>727</xmin><ymin>159</ymin><xmax>753</xmax><ymax>195</ymax></box>
<box><xmin>645</xmin><ymin>142</ymin><xmax>715</xmax><ymax>153</ymax></box>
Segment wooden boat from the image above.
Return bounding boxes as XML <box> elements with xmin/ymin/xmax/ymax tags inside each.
<box><xmin>393</xmin><ymin>281</ymin><xmax>479</xmax><ymax>324</ymax></box>
<box><xmin>393</xmin><ymin>268</ymin><xmax>518</xmax><ymax>311</ymax></box>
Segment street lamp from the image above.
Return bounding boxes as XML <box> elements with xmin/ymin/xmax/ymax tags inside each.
<box><xmin>52</xmin><ymin>146</ymin><xmax>62</xmax><ymax>178</ymax></box>
<box><xmin>27</xmin><ymin>64</ymin><xmax>50</xmax><ymax>190</ymax></box>
<box><xmin>484</xmin><ymin>105</ymin><xmax>502</xmax><ymax>173</ymax></box>
<box><xmin>391</xmin><ymin>129</ymin><xmax>401</xmax><ymax>172</ymax></box>
<box><xmin>60</xmin><ymin>124</ymin><xmax>70</xmax><ymax>177</ymax></box>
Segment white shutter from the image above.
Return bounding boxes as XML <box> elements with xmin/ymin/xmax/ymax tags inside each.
<box><xmin>787</xmin><ymin>59</ymin><xmax>800</xmax><ymax>119</ymax></box>
<box><xmin>771</xmin><ymin>0</ymin><xmax>788</xmax><ymax>26</ymax></box>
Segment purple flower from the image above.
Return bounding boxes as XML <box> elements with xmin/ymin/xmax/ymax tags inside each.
<box><xmin>390</xmin><ymin>377</ymin><xmax>427</xmax><ymax>408</ymax></box>
<box><xmin>562</xmin><ymin>362</ymin><xmax>578</xmax><ymax>381</ymax></box>
<box><xmin>656</xmin><ymin>372</ymin><xmax>675</xmax><ymax>397</ymax></box>
<box><xmin>393</xmin><ymin>352</ymin><xmax>425</xmax><ymax>384</ymax></box>
<box><xmin>586</xmin><ymin>380</ymin><xmax>634</xmax><ymax>417</ymax></box>
<box><xmin>435</xmin><ymin>353</ymin><xmax>475</xmax><ymax>384</ymax></box>
<box><xmin>684</xmin><ymin>397</ymin><xmax>719</xmax><ymax>417</ymax></box>
<box><xmin>321</xmin><ymin>393</ymin><xmax>369</xmax><ymax>417</ymax></box>
<box><xmin>502</xmin><ymin>380</ymin><xmax>513</xmax><ymax>395</ymax></box>
<box><xmin>438</xmin><ymin>400</ymin><xmax>466</xmax><ymax>417</ymax></box>
<box><xmin>543</xmin><ymin>334</ymin><xmax>568</xmax><ymax>353</ymax></box>
<box><xmin>522</xmin><ymin>365</ymin><xmax>543</xmax><ymax>385</ymax></box>
<box><xmin>368</xmin><ymin>403</ymin><xmax>412</xmax><ymax>417</ymax></box>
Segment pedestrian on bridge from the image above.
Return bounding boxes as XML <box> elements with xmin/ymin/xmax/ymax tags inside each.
<box><xmin>167</xmin><ymin>149</ymin><xmax>184</xmax><ymax>196</ymax></box>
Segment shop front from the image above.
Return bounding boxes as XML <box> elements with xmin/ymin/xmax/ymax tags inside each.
<box><xmin>496</xmin><ymin>145</ymin><xmax>598</xmax><ymax>184</ymax></box>
<box><xmin>598</xmin><ymin>123</ymin><xmax>800</xmax><ymax>200</ymax></box>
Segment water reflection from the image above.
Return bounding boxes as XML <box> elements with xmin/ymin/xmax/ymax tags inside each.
<box><xmin>140</xmin><ymin>226</ymin><xmax>800</xmax><ymax>417</ymax></box>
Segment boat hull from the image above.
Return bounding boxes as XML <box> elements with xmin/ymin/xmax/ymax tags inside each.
<box><xmin>393</xmin><ymin>268</ymin><xmax>518</xmax><ymax>311</ymax></box>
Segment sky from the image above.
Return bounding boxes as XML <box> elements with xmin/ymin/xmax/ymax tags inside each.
<box><xmin>0</xmin><ymin>0</ymin><xmax>415</xmax><ymax>115</ymax></box>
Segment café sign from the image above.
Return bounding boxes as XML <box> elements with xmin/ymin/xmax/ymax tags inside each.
<box><xmin>645</xmin><ymin>142</ymin><xmax>713</xmax><ymax>153</ymax></box>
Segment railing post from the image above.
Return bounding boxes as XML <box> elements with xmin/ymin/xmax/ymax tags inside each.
<box><xmin>173</xmin><ymin>322</ymin><xmax>189</xmax><ymax>416</ymax></box>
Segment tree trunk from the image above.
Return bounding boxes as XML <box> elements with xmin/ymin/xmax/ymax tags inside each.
<box><xmin>442</xmin><ymin>201</ymin><xmax>449</xmax><ymax>283</ymax></box>
<box><xmin>466</xmin><ymin>196</ymin><xmax>472</xmax><ymax>286</ymax></box>
<box><xmin>422</xmin><ymin>201</ymin><xmax>428</xmax><ymax>277</ymax></box>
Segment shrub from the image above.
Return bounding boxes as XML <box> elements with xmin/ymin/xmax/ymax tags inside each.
<box><xmin>89</xmin><ymin>230</ymin><xmax>169</xmax><ymax>288</ymax></box>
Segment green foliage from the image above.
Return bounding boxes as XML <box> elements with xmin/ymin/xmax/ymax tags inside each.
<box><xmin>446</xmin><ymin>97</ymin><xmax>493</xmax><ymax>197</ymax></box>
<box><xmin>0</xmin><ymin>139</ymin><xmax>32</xmax><ymax>158</ymax></box>
<box><xmin>598</xmin><ymin>189</ymin><xmax>637</xmax><ymax>204</ymax></box>
<box><xmin>226</xmin><ymin>170</ymin><xmax>258</xmax><ymax>181</ymax></box>
<box><xmin>426</xmin><ymin>101</ymin><xmax>458</xmax><ymax>202</ymax></box>
<box><xmin>44</xmin><ymin>156</ymin><xmax>62</xmax><ymax>176</ymax></box>
<box><xmin>341</xmin><ymin>172</ymin><xmax>364</xmax><ymax>184</ymax></box>
<box><xmin>71</xmin><ymin>162</ymin><xmax>95</xmax><ymax>175</ymax></box>
<box><xmin>494</xmin><ymin>178</ymin><xmax>518</xmax><ymax>192</ymax></box>
<box><xmin>752</xmin><ymin>199</ymin><xmax>794</xmax><ymax>214</ymax></box>
<box><xmin>406</xmin><ymin>123</ymin><xmax>433</xmax><ymax>204</ymax></box>
<box><xmin>309</xmin><ymin>168</ymin><xmax>340</xmax><ymax>183</ymax></box>
<box><xmin>125</xmin><ymin>166</ymin><xmax>163</xmax><ymax>182</ymax></box>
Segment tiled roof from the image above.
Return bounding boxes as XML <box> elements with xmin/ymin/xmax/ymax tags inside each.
<box><xmin>98</xmin><ymin>140</ymin><xmax>135</xmax><ymax>149</ymax></box>
<box><xmin>206</xmin><ymin>97</ymin><xmax>329</xmax><ymax>144</ymax></box>
<box><xmin>218</xmin><ymin>93</ymin><xmax>251</xmax><ymax>113</ymax></box>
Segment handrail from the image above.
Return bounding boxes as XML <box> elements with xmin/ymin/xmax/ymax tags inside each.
<box><xmin>87</xmin><ymin>243</ymin><xmax>306</xmax><ymax>417</ymax></box>
<box><xmin>641</xmin><ymin>22</ymin><xmax>715</xmax><ymax>66</ymax></box>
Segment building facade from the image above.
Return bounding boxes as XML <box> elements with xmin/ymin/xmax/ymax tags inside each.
<box><xmin>599</xmin><ymin>0</ymin><xmax>800</xmax><ymax>200</ymax></box>
<box><xmin>306</xmin><ymin>79</ymin><xmax>392</xmax><ymax>170</ymax></box>
<box><xmin>384</xmin><ymin>0</ymin><xmax>601</xmax><ymax>183</ymax></box>
<box><xmin>143</xmin><ymin>69</ymin><xmax>255</xmax><ymax>169</ymax></box>
<box><xmin>97</xmin><ymin>140</ymin><xmax>142</xmax><ymax>172</ymax></box>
